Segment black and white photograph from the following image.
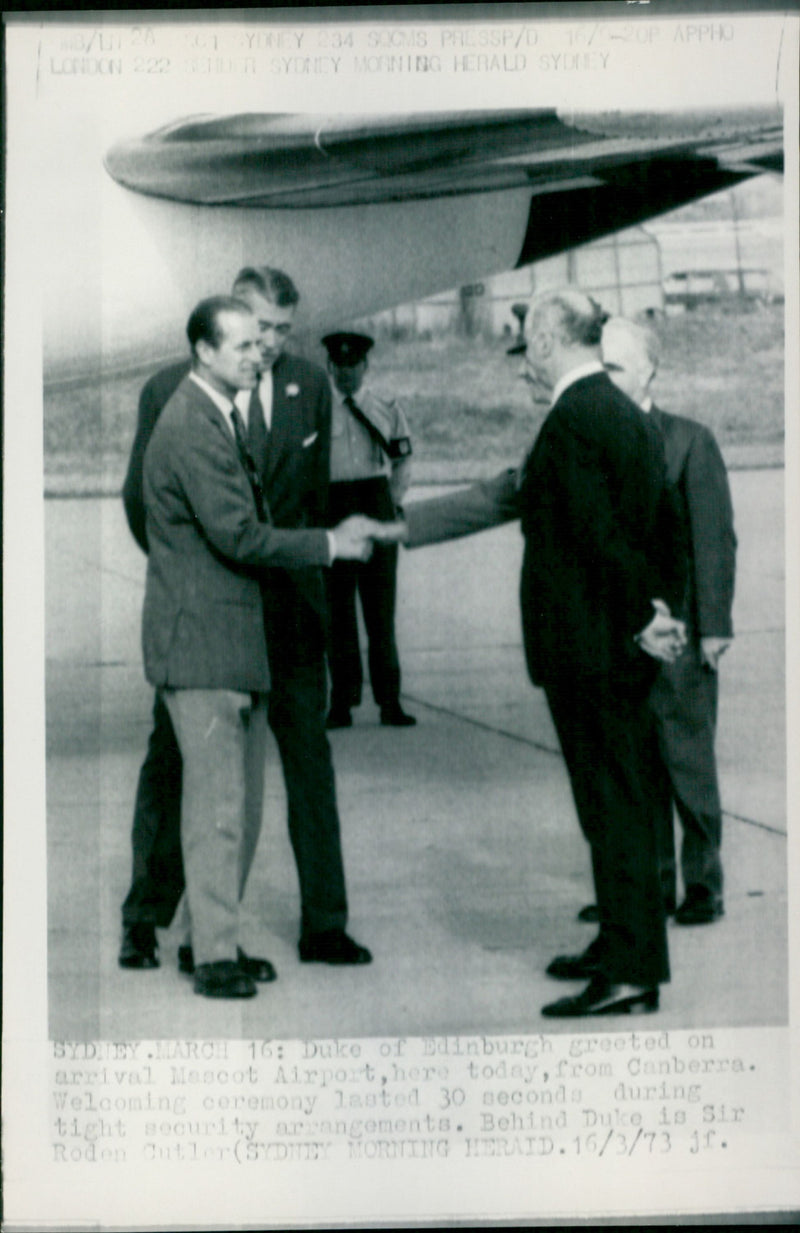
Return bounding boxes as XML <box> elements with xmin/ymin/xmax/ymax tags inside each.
<box><xmin>3</xmin><ymin>3</ymin><xmax>799</xmax><ymax>1227</ymax></box>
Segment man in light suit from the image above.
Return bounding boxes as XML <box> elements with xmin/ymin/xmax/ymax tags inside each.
<box><xmin>140</xmin><ymin>296</ymin><xmax>386</xmax><ymax>997</ymax></box>
<box><xmin>602</xmin><ymin>316</ymin><xmax>736</xmax><ymax>925</ymax></box>
<box><xmin>120</xmin><ymin>268</ymin><xmax>374</xmax><ymax>973</ymax></box>
<box><xmin>402</xmin><ymin>288</ymin><xmax>687</xmax><ymax>1017</ymax></box>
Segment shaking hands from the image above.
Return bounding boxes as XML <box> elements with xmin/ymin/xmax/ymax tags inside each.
<box><xmin>331</xmin><ymin>515</ymin><xmax>407</xmax><ymax>563</ymax></box>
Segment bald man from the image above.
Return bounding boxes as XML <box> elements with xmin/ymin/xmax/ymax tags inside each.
<box><xmin>403</xmin><ymin>288</ymin><xmax>687</xmax><ymax>1018</ymax></box>
<box><xmin>602</xmin><ymin>316</ymin><xmax>736</xmax><ymax>926</ymax></box>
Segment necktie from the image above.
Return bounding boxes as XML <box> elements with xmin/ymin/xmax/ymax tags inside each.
<box><xmin>247</xmin><ymin>390</ymin><xmax>269</xmax><ymax>479</ymax></box>
<box><xmin>230</xmin><ymin>406</ymin><xmax>267</xmax><ymax>523</ymax></box>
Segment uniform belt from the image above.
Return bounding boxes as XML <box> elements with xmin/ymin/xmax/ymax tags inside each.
<box><xmin>328</xmin><ymin>477</ymin><xmax>395</xmax><ymax>525</ymax></box>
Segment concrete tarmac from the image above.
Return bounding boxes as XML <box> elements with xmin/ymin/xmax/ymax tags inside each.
<box><xmin>45</xmin><ymin>471</ymin><xmax>787</xmax><ymax>1040</ymax></box>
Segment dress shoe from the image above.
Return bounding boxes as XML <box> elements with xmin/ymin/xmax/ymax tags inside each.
<box><xmin>193</xmin><ymin>960</ymin><xmax>256</xmax><ymax>999</ymax></box>
<box><xmin>298</xmin><ymin>929</ymin><xmax>372</xmax><ymax>965</ymax></box>
<box><xmin>326</xmin><ymin>708</ymin><xmax>352</xmax><ymax>729</ymax></box>
<box><xmin>118</xmin><ymin>924</ymin><xmax>159</xmax><ymax>970</ymax></box>
<box><xmin>546</xmin><ymin>948</ymin><xmax>604</xmax><ymax>981</ymax></box>
<box><xmin>179</xmin><ymin>945</ymin><xmax>276</xmax><ymax>982</ymax></box>
<box><xmin>542</xmin><ymin>975</ymin><xmax>659</xmax><ymax>1018</ymax></box>
<box><xmin>380</xmin><ymin>703</ymin><xmax>417</xmax><ymax>727</ymax></box>
<box><xmin>674</xmin><ymin>888</ymin><xmax>724</xmax><ymax>925</ymax></box>
<box><xmin>578</xmin><ymin>897</ymin><xmax>676</xmax><ymax>924</ymax></box>
<box><xmin>237</xmin><ymin>949</ymin><xmax>277</xmax><ymax>982</ymax></box>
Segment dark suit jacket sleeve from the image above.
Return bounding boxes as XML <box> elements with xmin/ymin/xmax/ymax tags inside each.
<box><xmin>159</xmin><ymin>410</ymin><xmax>331</xmax><ymax>571</ymax></box>
<box><xmin>122</xmin><ymin>361</ymin><xmax>188</xmax><ymax>552</ymax></box>
<box><xmin>405</xmin><ymin>469</ymin><xmax>521</xmax><ymax>546</ymax></box>
<box><xmin>684</xmin><ymin>428</ymin><xmax>737</xmax><ymax>636</ymax></box>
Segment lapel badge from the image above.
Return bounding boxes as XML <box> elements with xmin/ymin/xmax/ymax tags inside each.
<box><xmin>286</xmin><ymin>383</ymin><xmax>300</xmax><ymax>397</ymax></box>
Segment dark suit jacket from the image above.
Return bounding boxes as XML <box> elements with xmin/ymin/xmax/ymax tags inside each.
<box><xmin>142</xmin><ymin>375</ymin><xmax>330</xmax><ymax>692</ymax></box>
<box><xmin>407</xmin><ymin>372</ymin><xmax>677</xmax><ymax>689</ymax></box>
<box><xmin>519</xmin><ymin>373</ymin><xmax>674</xmax><ymax>687</ymax></box>
<box><xmin>650</xmin><ymin>405</ymin><xmax>736</xmax><ymax>639</ymax></box>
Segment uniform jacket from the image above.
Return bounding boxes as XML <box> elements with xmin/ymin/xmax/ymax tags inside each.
<box><xmin>407</xmin><ymin>372</ymin><xmax>680</xmax><ymax>688</ymax></box>
<box><xmin>141</xmin><ymin>375</ymin><xmax>330</xmax><ymax>692</ymax></box>
<box><xmin>649</xmin><ymin>405</ymin><xmax>736</xmax><ymax>639</ymax></box>
<box><xmin>330</xmin><ymin>386</ymin><xmax>412</xmax><ymax>506</ymax></box>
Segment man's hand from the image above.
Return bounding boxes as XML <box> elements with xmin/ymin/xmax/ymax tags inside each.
<box><xmin>331</xmin><ymin>515</ymin><xmax>378</xmax><ymax>562</ymax></box>
<box><xmin>700</xmin><ymin>636</ymin><xmax>733</xmax><ymax>671</ymax></box>
<box><xmin>330</xmin><ymin>516</ymin><xmax>408</xmax><ymax>561</ymax></box>
<box><xmin>370</xmin><ymin>519</ymin><xmax>408</xmax><ymax>545</ymax></box>
<box><xmin>635</xmin><ymin>599</ymin><xmax>687</xmax><ymax>664</ymax></box>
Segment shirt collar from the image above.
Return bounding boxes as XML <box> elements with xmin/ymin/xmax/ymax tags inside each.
<box><xmin>233</xmin><ymin>370</ymin><xmax>273</xmax><ymax>406</ymax></box>
<box><xmin>551</xmin><ymin>360</ymin><xmax>606</xmax><ymax>407</ymax></box>
<box><xmin>190</xmin><ymin>371</ymin><xmax>235</xmax><ymax>418</ymax></box>
<box><xmin>640</xmin><ymin>395</ymin><xmax>653</xmax><ymax>413</ymax></box>
<box><xmin>334</xmin><ymin>382</ymin><xmax>367</xmax><ymax>407</ymax></box>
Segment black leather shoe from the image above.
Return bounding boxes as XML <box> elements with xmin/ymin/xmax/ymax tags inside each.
<box><xmin>675</xmin><ymin>889</ymin><xmax>724</xmax><ymax>925</ymax></box>
<box><xmin>326</xmin><ymin>708</ymin><xmax>352</xmax><ymax>729</ymax></box>
<box><xmin>542</xmin><ymin>976</ymin><xmax>659</xmax><ymax>1018</ymax></box>
<box><xmin>298</xmin><ymin>930</ymin><xmax>372</xmax><ymax>965</ymax></box>
<box><xmin>119</xmin><ymin>925</ymin><xmax>159</xmax><ymax>970</ymax></box>
<box><xmin>546</xmin><ymin>949</ymin><xmax>604</xmax><ymax>980</ymax></box>
<box><xmin>380</xmin><ymin>704</ymin><xmax>417</xmax><ymax>727</ymax></box>
<box><xmin>193</xmin><ymin>960</ymin><xmax>256</xmax><ymax>999</ymax></box>
<box><xmin>237</xmin><ymin>949</ymin><xmax>277</xmax><ymax>982</ymax></box>
<box><xmin>179</xmin><ymin>946</ymin><xmax>276</xmax><ymax>982</ymax></box>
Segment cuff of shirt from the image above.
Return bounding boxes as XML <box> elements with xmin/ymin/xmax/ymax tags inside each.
<box><xmin>326</xmin><ymin>531</ymin><xmax>337</xmax><ymax>563</ymax></box>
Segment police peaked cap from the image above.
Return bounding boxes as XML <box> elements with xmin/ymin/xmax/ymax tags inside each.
<box><xmin>322</xmin><ymin>332</ymin><xmax>374</xmax><ymax>366</ymax></box>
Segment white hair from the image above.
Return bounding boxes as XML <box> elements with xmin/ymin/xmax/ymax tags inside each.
<box><xmin>603</xmin><ymin>316</ymin><xmax>661</xmax><ymax>371</ymax></box>
<box><xmin>528</xmin><ymin>288</ymin><xmax>609</xmax><ymax>347</ymax></box>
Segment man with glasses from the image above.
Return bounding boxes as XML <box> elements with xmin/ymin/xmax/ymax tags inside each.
<box><xmin>400</xmin><ymin>288</ymin><xmax>687</xmax><ymax>1018</ymax></box>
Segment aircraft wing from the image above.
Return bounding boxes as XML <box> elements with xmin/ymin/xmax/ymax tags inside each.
<box><xmin>105</xmin><ymin>107</ymin><xmax>782</xmax><ymax>264</ymax></box>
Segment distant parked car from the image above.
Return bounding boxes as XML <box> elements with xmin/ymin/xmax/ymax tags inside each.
<box><xmin>664</xmin><ymin>267</ymin><xmax>772</xmax><ymax>309</ymax></box>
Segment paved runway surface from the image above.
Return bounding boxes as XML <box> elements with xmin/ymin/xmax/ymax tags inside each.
<box><xmin>45</xmin><ymin>472</ymin><xmax>787</xmax><ymax>1039</ymax></box>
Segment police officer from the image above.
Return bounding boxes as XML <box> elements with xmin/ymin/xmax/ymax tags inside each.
<box><xmin>322</xmin><ymin>332</ymin><xmax>416</xmax><ymax>728</ymax></box>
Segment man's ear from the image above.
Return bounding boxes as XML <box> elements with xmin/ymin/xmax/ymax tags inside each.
<box><xmin>195</xmin><ymin>338</ymin><xmax>215</xmax><ymax>367</ymax></box>
<box><xmin>535</xmin><ymin>328</ymin><xmax>553</xmax><ymax>359</ymax></box>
